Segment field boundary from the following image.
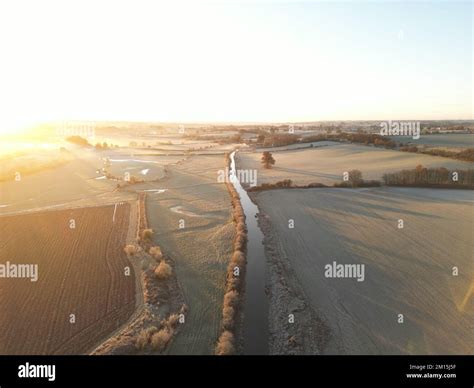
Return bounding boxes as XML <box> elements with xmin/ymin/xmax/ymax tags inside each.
<box><xmin>214</xmin><ymin>152</ymin><xmax>248</xmax><ymax>355</ymax></box>
<box><xmin>92</xmin><ymin>193</ymin><xmax>187</xmax><ymax>355</ymax></box>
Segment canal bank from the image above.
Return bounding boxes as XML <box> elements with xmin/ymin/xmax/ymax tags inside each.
<box><xmin>229</xmin><ymin>151</ymin><xmax>269</xmax><ymax>355</ymax></box>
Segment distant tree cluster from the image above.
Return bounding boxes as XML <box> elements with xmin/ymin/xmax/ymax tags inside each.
<box><xmin>334</xmin><ymin>169</ymin><xmax>381</xmax><ymax>188</ymax></box>
<box><xmin>65</xmin><ymin>136</ymin><xmax>91</xmax><ymax>147</ymax></box>
<box><xmin>95</xmin><ymin>142</ymin><xmax>110</xmax><ymax>150</ymax></box>
<box><xmin>260</xmin><ymin>134</ymin><xmax>299</xmax><ymax>147</ymax></box>
<box><xmin>247</xmin><ymin>179</ymin><xmax>293</xmax><ymax>192</ymax></box>
<box><xmin>303</xmin><ymin>133</ymin><xmax>397</xmax><ymax>148</ymax></box>
<box><xmin>255</xmin><ymin>132</ymin><xmax>397</xmax><ymax>149</ymax></box>
<box><xmin>382</xmin><ymin>166</ymin><xmax>474</xmax><ymax>187</ymax></box>
<box><xmin>401</xmin><ymin>147</ymin><xmax>474</xmax><ymax>162</ymax></box>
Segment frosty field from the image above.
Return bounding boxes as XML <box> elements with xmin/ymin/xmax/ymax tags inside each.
<box><xmin>237</xmin><ymin>143</ymin><xmax>473</xmax><ymax>187</ymax></box>
<box><xmin>255</xmin><ymin>187</ymin><xmax>473</xmax><ymax>354</ymax></box>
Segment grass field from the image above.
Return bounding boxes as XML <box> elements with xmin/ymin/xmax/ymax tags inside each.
<box><xmin>0</xmin><ymin>204</ymin><xmax>135</xmax><ymax>354</ymax></box>
<box><xmin>256</xmin><ymin>187</ymin><xmax>473</xmax><ymax>355</ymax></box>
<box><xmin>145</xmin><ymin>154</ymin><xmax>235</xmax><ymax>354</ymax></box>
<box><xmin>0</xmin><ymin>151</ymin><xmax>136</xmax><ymax>215</ymax></box>
<box><xmin>389</xmin><ymin>134</ymin><xmax>474</xmax><ymax>149</ymax></box>
<box><xmin>237</xmin><ymin>143</ymin><xmax>474</xmax><ymax>187</ymax></box>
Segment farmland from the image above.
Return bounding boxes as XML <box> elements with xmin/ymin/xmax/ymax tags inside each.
<box><xmin>0</xmin><ymin>130</ymin><xmax>237</xmax><ymax>355</ymax></box>
<box><xmin>237</xmin><ymin>143</ymin><xmax>474</xmax><ymax>187</ymax></box>
<box><xmin>254</xmin><ymin>187</ymin><xmax>473</xmax><ymax>354</ymax></box>
<box><xmin>0</xmin><ymin>151</ymin><xmax>135</xmax><ymax>215</ymax></box>
<box><xmin>145</xmin><ymin>154</ymin><xmax>235</xmax><ymax>354</ymax></box>
<box><xmin>389</xmin><ymin>134</ymin><xmax>474</xmax><ymax>150</ymax></box>
<box><xmin>1</xmin><ymin>123</ymin><xmax>472</xmax><ymax>356</ymax></box>
<box><xmin>0</xmin><ymin>204</ymin><xmax>135</xmax><ymax>354</ymax></box>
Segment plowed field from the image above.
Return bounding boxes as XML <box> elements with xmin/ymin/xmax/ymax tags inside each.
<box><xmin>0</xmin><ymin>203</ymin><xmax>135</xmax><ymax>354</ymax></box>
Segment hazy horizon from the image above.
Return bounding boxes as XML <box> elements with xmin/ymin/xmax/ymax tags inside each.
<box><xmin>0</xmin><ymin>0</ymin><xmax>472</xmax><ymax>133</ymax></box>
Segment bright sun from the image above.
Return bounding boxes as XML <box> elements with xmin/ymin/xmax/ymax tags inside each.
<box><xmin>0</xmin><ymin>119</ymin><xmax>37</xmax><ymax>137</ymax></box>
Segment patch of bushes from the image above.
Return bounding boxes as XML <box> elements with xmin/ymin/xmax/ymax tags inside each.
<box><xmin>399</xmin><ymin>145</ymin><xmax>474</xmax><ymax>162</ymax></box>
<box><xmin>333</xmin><ymin>180</ymin><xmax>382</xmax><ymax>188</ymax></box>
<box><xmin>258</xmin><ymin>132</ymin><xmax>397</xmax><ymax>150</ymax></box>
<box><xmin>382</xmin><ymin>166</ymin><xmax>474</xmax><ymax>188</ymax></box>
<box><xmin>134</xmin><ymin>314</ymin><xmax>180</xmax><ymax>352</ymax></box>
<box><xmin>248</xmin><ymin>179</ymin><xmax>292</xmax><ymax>192</ymax></box>
<box><xmin>306</xmin><ymin>182</ymin><xmax>327</xmax><ymax>188</ymax></box>
<box><xmin>154</xmin><ymin>260</ymin><xmax>172</xmax><ymax>280</ymax></box>
<box><xmin>128</xmin><ymin>175</ymin><xmax>145</xmax><ymax>184</ymax></box>
<box><xmin>216</xmin><ymin>330</ymin><xmax>235</xmax><ymax>355</ymax></box>
<box><xmin>141</xmin><ymin>228</ymin><xmax>153</xmax><ymax>242</ymax></box>
<box><xmin>149</xmin><ymin>246</ymin><xmax>163</xmax><ymax>261</ymax></box>
<box><xmin>248</xmin><ymin>179</ymin><xmax>328</xmax><ymax>192</ymax></box>
<box><xmin>400</xmin><ymin>145</ymin><xmax>419</xmax><ymax>153</ymax></box>
<box><xmin>150</xmin><ymin>327</ymin><xmax>173</xmax><ymax>352</ymax></box>
<box><xmin>65</xmin><ymin>135</ymin><xmax>91</xmax><ymax>147</ymax></box>
<box><xmin>124</xmin><ymin>244</ymin><xmax>138</xmax><ymax>257</ymax></box>
<box><xmin>333</xmin><ymin>170</ymin><xmax>381</xmax><ymax>188</ymax></box>
<box><xmin>135</xmin><ymin>326</ymin><xmax>158</xmax><ymax>350</ymax></box>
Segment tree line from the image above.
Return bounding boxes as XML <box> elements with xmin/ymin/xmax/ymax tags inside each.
<box><xmin>382</xmin><ymin>166</ymin><xmax>474</xmax><ymax>188</ymax></box>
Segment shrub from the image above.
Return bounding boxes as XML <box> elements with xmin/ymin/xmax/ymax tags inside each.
<box><xmin>216</xmin><ymin>331</ymin><xmax>235</xmax><ymax>355</ymax></box>
<box><xmin>141</xmin><ymin>228</ymin><xmax>153</xmax><ymax>242</ymax></box>
<box><xmin>224</xmin><ymin>290</ymin><xmax>239</xmax><ymax>308</ymax></box>
<box><xmin>222</xmin><ymin>305</ymin><xmax>235</xmax><ymax>330</ymax></box>
<box><xmin>154</xmin><ymin>261</ymin><xmax>172</xmax><ymax>280</ymax></box>
<box><xmin>166</xmin><ymin>314</ymin><xmax>180</xmax><ymax>329</ymax></box>
<box><xmin>129</xmin><ymin>175</ymin><xmax>144</xmax><ymax>184</ymax></box>
<box><xmin>348</xmin><ymin>170</ymin><xmax>363</xmax><ymax>187</ymax></box>
<box><xmin>230</xmin><ymin>251</ymin><xmax>245</xmax><ymax>268</ymax></box>
<box><xmin>236</xmin><ymin>222</ymin><xmax>246</xmax><ymax>234</ymax></box>
<box><xmin>124</xmin><ymin>244</ymin><xmax>138</xmax><ymax>257</ymax></box>
<box><xmin>65</xmin><ymin>135</ymin><xmax>91</xmax><ymax>147</ymax></box>
<box><xmin>150</xmin><ymin>328</ymin><xmax>173</xmax><ymax>352</ymax></box>
<box><xmin>227</xmin><ymin>276</ymin><xmax>240</xmax><ymax>291</ymax></box>
<box><xmin>149</xmin><ymin>246</ymin><xmax>163</xmax><ymax>260</ymax></box>
<box><xmin>135</xmin><ymin>331</ymin><xmax>148</xmax><ymax>350</ymax></box>
<box><xmin>135</xmin><ymin>326</ymin><xmax>157</xmax><ymax>350</ymax></box>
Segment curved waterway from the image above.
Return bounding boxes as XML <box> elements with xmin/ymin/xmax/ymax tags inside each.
<box><xmin>229</xmin><ymin>151</ymin><xmax>269</xmax><ymax>355</ymax></box>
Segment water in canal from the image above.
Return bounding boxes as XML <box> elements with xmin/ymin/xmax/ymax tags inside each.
<box><xmin>229</xmin><ymin>151</ymin><xmax>269</xmax><ymax>355</ymax></box>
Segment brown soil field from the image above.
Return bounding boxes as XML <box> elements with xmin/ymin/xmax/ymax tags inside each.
<box><xmin>0</xmin><ymin>203</ymin><xmax>135</xmax><ymax>354</ymax></box>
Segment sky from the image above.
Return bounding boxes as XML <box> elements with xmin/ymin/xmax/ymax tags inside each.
<box><xmin>0</xmin><ymin>0</ymin><xmax>471</xmax><ymax>132</ymax></box>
